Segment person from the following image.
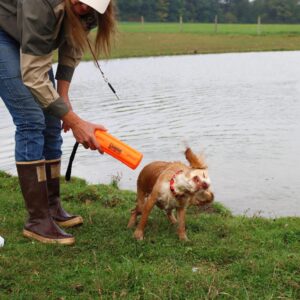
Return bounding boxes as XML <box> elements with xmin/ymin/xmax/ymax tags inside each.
<box><xmin>0</xmin><ymin>0</ymin><xmax>116</xmax><ymax>245</ymax></box>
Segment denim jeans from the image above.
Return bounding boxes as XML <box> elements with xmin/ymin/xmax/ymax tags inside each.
<box><xmin>0</xmin><ymin>29</ymin><xmax>62</xmax><ymax>162</ymax></box>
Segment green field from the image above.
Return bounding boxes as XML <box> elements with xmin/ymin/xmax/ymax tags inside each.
<box><xmin>119</xmin><ymin>22</ymin><xmax>300</xmax><ymax>35</ymax></box>
<box><xmin>78</xmin><ymin>22</ymin><xmax>300</xmax><ymax>60</ymax></box>
<box><xmin>0</xmin><ymin>171</ymin><xmax>299</xmax><ymax>299</ymax></box>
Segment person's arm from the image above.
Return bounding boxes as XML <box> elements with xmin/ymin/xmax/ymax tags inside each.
<box><xmin>19</xmin><ymin>0</ymin><xmax>69</xmax><ymax>118</ymax></box>
<box><xmin>57</xmin><ymin>80</ymin><xmax>72</xmax><ymax>110</ymax></box>
<box><xmin>55</xmin><ymin>45</ymin><xmax>107</xmax><ymax>147</ymax></box>
<box><xmin>56</xmin><ymin>79</ymin><xmax>73</xmax><ymax>133</ymax></box>
<box><xmin>55</xmin><ymin>41</ymin><xmax>83</xmax><ymax>86</ymax></box>
<box><xmin>19</xmin><ymin>0</ymin><xmax>106</xmax><ymax>151</ymax></box>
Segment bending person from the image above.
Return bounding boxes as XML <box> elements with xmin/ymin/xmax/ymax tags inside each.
<box><xmin>0</xmin><ymin>0</ymin><xmax>116</xmax><ymax>245</ymax></box>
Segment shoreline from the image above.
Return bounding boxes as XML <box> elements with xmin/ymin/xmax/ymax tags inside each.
<box><xmin>1</xmin><ymin>170</ymin><xmax>299</xmax><ymax>220</ymax></box>
<box><xmin>55</xmin><ymin>30</ymin><xmax>300</xmax><ymax>61</ymax></box>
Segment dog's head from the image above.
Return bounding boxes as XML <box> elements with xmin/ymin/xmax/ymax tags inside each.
<box><xmin>184</xmin><ymin>147</ymin><xmax>214</xmax><ymax>205</ymax></box>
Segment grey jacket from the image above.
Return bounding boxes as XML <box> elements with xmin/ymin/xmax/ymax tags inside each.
<box><xmin>0</xmin><ymin>0</ymin><xmax>96</xmax><ymax>117</ymax></box>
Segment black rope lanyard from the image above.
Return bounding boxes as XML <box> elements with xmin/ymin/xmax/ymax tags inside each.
<box><xmin>87</xmin><ymin>39</ymin><xmax>120</xmax><ymax>101</ymax></box>
<box><xmin>65</xmin><ymin>40</ymin><xmax>119</xmax><ymax>181</ymax></box>
<box><xmin>65</xmin><ymin>141</ymin><xmax>79</xmax><ymax>181</ymax></box>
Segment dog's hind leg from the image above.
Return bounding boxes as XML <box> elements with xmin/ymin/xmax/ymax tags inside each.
<box><xmin>127</xmin><ymin>190</ymin><xmax>145</xmax><ymax>228</ymax></box>
<box><xmin>134</xmin><ymin>191</ymin><xmax>158</xmax><ymax>240</ymax></box>
<box><xmin>166</xmin><ymin>209</ymin><xmax>177</xmax><ymax>224</ymax></box>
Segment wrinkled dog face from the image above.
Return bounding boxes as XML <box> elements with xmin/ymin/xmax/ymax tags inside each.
<box><xmin>186</xmin><ymin>169</ymin><xmax>214</xmax><ymax>206</ymax></box>
<box><xmin>184</xmin><ymin>148</ymin><xmax>214</xmax><ymax>206</ymax></box>
<box><xmin>186</xmin><ymin>168</ymin><xmax>211</xmax><ymax>192</ymax></box>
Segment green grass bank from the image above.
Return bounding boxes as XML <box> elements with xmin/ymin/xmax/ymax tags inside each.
<box><xmin>0</xmin><ymin>171</ymin><xmax>299</xmax><ymax>299</ymax></box>
<box><xmin>80</xmin><ymin>22</ymin><xmax>300</xmax><ymax>60</ymax></box>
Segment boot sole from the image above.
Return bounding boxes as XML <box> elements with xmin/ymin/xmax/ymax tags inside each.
<box><xmin>55</xmin><ymin>216</ymin><xmax>84</xmax><ymax>228</ymax></box>
<box><xmin>23</xmin><ymin>229</ymin><xmax>75</xmax><ymax>245</ymax></box>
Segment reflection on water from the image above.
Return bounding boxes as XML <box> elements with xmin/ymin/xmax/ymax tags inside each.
<box><xmin>1</xmin><ymin>51</ymin><xmax>300</xmax><ymax>217</ymax></box>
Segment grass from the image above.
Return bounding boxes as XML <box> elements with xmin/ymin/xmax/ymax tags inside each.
<box><xmin>0</xmin><ymin>170</ymin><xmax>299</xmax><ymax>299</ymax></box>
<box><xmin>119</xmin><ymin>22</ymin><xmax>300</xmax><ymax>35</ymax></box>
<box><xmin>18</xmin><ymin>21</ymin><xmax>300</xmax><ymax>298</ymax></box>
<box><xmin>75</xmin><ymin>22</ymin><xmax>300</xmax><ymax>60</ymax></box>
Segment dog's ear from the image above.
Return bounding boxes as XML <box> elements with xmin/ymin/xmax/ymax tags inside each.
<box><xmin>185</xmin><ymin>147</ymin><xmax>207</xmax><ymax>169</ymax></box>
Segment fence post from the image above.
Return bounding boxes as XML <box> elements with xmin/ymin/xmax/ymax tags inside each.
<box><xmin>179</xmin><ymin>15</ymin><xmax>183</xmax><ymax>32</ymax></box>
<box><xmin>214</xmin><ymin>15</ymin><xmax>218</xmax><ymax>33</ymax></box>
<box><xmin>257</xmin><ymin>16</ymin><xmax>261</xmax><ymax>35</ymax></box>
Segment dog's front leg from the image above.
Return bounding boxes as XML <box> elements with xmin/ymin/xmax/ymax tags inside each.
<box><xmin>166</xmin><ymin>209</ymin><xmax>177</xmax><ymax>224</ymax></box>
<box><xmin>134</xmin><ymin>192</ymin><xmax>157</xmax><ymax>240</ymax></box>
<box><xmin>176</xmin><ymin>207</ymin><xmax>188</xmax><ymax>241</ymax></box>
<box><xmin>127</xmin><ymin>208</ymin><xmax>140</xmax><ymax>228</ymax></box>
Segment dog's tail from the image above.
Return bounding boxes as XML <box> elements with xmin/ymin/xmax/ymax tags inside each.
<box><xmin>185</xmin><ymin>147</ymin><xmax>207</xmax><ymax>169</ymax></box>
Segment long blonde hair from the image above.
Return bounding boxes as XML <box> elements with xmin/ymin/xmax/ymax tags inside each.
<box><xmin>64</xmin><ymin>0</ymin><xmax>116</xmax><ymax>58</ymax></box>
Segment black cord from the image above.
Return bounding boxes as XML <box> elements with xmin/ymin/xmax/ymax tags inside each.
<box><xmin>65</xmin><ymin>142</ymin><xmax>79</xmax><ymax>181</ymax></box>
<box><xmin>87</xmin><ymin>39</ymin><xmax>119</xmax><ymax>100</ymax></box>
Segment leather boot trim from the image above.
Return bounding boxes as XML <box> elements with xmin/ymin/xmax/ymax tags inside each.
<box><xmin>50</xmin><ymin>164</ymin><xmax>60</xmax><ymax>179</ymax></box>
<box><xmin>16</xmin><ymin>160</ymin><xmax>45</xmax><ymax>165</ymax></box>
<box><xmin>36</xmin><ymin>165</ymin><xmax>47</xmax><ymax>182</ymax></box>
<box><xmin>45</xmin><ymin>159</ymin><xmax>60</xmax><ymax>179</ymax></box>
<box><xmin>55</xmin><ymin>216</ymin><xmax>84</xmax><ymax>228</ymax></box>
<box><xmin>45</xmin><ymin>159</ymin><xmax>61</xmax><ymax>164</ymax></box>
<box><xmin>23</xmin><ymin>229</ymin><xmax>75</xmax><ymax>245</ymax></box>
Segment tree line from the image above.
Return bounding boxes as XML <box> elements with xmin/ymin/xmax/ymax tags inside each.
<box><xmin>115</xmin><ymin>0</ymin><xmax>300</xmax><ymax>24</ymax></box>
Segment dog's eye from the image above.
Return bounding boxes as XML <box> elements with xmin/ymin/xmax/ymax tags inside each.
<box><xmin>193</xmin><ymin>176</ymin><xmax>200</xmax><ymax>182</ymax></box>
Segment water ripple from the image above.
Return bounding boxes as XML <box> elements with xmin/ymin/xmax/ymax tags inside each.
<box><xmin>1</xmin><ymin>51</ymin><xmax>300</xmax><ymax>217</ymax></box>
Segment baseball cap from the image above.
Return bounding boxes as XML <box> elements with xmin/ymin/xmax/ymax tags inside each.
<box><xmin>79</xmin><ymin>0</ymin><xmax>111</xmax><ymax>14</ymax></box>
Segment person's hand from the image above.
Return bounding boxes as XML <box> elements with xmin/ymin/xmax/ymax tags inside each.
<box><xmin>62</xmin><ymin>111</ymin><xmax>107</xmax><ymax>153</ymax></box>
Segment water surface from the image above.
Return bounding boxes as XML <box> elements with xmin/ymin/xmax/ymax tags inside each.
<box><xmin>1</xmin><ymin>51</ymin><xmax>299</xmax><ymax>217</ymax></box>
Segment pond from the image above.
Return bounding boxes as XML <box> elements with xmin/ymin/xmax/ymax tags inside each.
<box><xmin>1</xmin><ymin>51</ymin><xmax>299</xmax><ymax>217</ymax></box>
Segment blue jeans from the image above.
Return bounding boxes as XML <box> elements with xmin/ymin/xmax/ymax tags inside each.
<box><xmin>0</xmin><ymin>30</ymin><xmax>62</xmax><ymax>161</ymax></box>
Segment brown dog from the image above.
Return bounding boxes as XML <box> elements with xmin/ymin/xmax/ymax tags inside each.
<box><xmin>127</xmin><ymin>147</ymin><xmax>214</xmax><ymax>241</ymax></box>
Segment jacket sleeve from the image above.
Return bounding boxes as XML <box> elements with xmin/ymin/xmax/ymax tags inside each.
<box><xmin>55</xmin><ymin>41</ymin><xmax>83</xmax><ymax>82</ymax></box>
<box><xmin>18</xmin><ymin>0</ymin><xmax>69</xmax><ymax>118</ymax></box>
<box><xmin>55</xmin><ymin>10</ymin><xmax>97</xmax><ymax>81</ymax></box>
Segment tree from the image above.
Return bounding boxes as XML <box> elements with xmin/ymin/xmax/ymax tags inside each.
<box><xmin>157</xmin><ymin>0</ymin><xmax>170</xmax><ymax>22</ymax></box>
<box><xmin>115</xmin><ymin>0</ymin><xmax>300</xmax><ymax>24</ymax></box>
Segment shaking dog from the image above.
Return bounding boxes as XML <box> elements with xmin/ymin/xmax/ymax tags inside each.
<box><xmin>127</xmin><ymin>147</ymin><xmax>214</xmax><ymax>241</ymax></box>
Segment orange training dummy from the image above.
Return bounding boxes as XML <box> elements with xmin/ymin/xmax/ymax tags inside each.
<box><xmin>95</xmin><ymin>130</ymin><xmax>143</xmax><ymax>170</ymax></box>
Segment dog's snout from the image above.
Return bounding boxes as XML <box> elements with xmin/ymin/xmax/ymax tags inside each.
<box><xmin>202</xmin><ymin>181</ymin><xmax>209</xmax><ymax>190</ymax></box>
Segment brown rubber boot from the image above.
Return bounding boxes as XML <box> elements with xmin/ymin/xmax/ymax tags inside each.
<box><xmin>46</xmin><ymin>159</ymin><xmax>83</xmax><ymax>228</ymax></box>
<box><xmin>16</xmin><ymin>160</ymin><xmax>75</xmax><ymax>245</ymax></box>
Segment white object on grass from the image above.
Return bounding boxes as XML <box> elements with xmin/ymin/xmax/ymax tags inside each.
<box><xmin>0</xmin><ymin>235</ymin><xmax>4</xmax><ymax>248</ymax></box>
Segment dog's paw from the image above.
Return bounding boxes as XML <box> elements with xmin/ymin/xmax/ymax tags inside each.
<box><xmin>127</xmin><ymin>219</ymin><xmax>136</xmax><ymax>228</ymax></box>
<box><xmin>179</xmin><ymin>234</ymin><xmax>190</xmax><ymax>242</ymax></box>
<box><xmin>134</xmin><ymin>229</ymin><xmax>144</xmax><ymax>240</ymax></box>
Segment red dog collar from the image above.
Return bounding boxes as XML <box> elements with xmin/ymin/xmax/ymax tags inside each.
<box><xmin>170</xmin><ymin>170</ymin><xmax>183</xmax><ymax>196</ymax></box>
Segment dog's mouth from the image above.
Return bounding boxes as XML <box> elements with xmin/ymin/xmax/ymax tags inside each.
<box><xmin>195</xmin><ymin>191</ymin><xmax>214</xmax><ymax>206</ymax></box>
<box><xmin>201</xmin><ymin>181</ymin><xmax>209</xmax><ymax>190</ymax></box>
